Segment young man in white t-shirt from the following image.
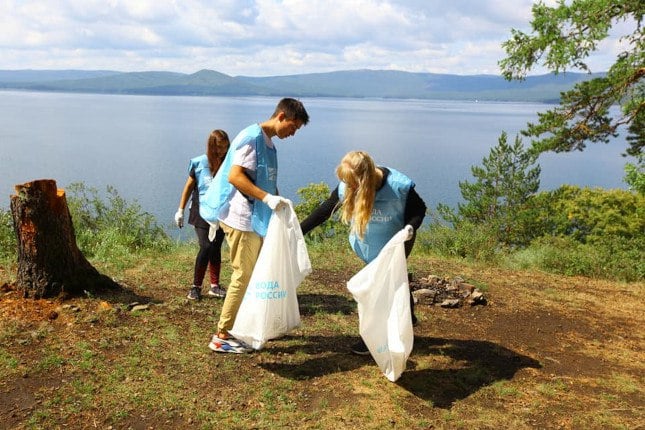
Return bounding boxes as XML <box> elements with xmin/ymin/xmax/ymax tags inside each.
<box><xmin>208</xmin><ymin>98</ymin><xmax>309</xmax><ymax>353</ymax></box>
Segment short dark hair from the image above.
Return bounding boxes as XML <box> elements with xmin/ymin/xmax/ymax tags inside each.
<box><xmin>272</xmin><ymin>98</ymin><xmax>309</xmax><ymax>125</ymax></box>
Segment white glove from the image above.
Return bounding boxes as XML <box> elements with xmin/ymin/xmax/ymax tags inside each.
<box><xmin>208</xmin><ymin>221</ymin><xmax>219</xmax><ymax>241</ymax></box>
<box><xmin>262</xmin><ymin>194</ymin><xmax>288</xmax><ymax>211</ymax></box>
<box><xmin>174</xmin><ymin>208</ymin><xmax>184</xmax><ymax>228</ymax></box>
<box><xmin>404</xmin><ymin>224</ymin><xmax>414</xmax><ymax>241</ymax></box>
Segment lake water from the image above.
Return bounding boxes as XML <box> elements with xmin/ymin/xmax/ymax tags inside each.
<box><xmin>0</xmin><ymin>91</ymin><xmax>629</xmax><ymax>234</ymax></box>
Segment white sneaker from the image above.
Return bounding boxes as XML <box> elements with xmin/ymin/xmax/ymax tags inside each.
<box><xmin>208</xmin><ymin>334</ymin><xmax>252</xmax><ymax>353</ymax></box>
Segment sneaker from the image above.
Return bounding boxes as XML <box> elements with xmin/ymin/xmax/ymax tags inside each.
<box><xmin>187</xmin><ymin>286</ymin><xmax>202</xmax><ymax>300</ymax></box>
<box><xmin>208</xmin><ymin>334</ymin><xmax>252</xmax><ymax>354</ymax></box>
<box><xmin>208</xmin><ymin>285</ymin><xmax>227</xmax><ymax>298</ymax></box>
<box><xmin>350</xmin><ymin>339</ymin><xmax>370</xmax><ymax>356</ymax></box>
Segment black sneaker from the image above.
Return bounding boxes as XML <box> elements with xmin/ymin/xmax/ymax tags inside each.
<box><xmin>207</xmin><ymin>285</ymin><xmax>226</xmax><ymax>298</ymax></box>
<box><xmin>350</xmin><ymin>339</ymin><xmax>370</xmax><ymax>356</ymax></box>
<box><xmin>187</xmin><ymin>286</ymin><xmax>202</xmax><ymax>300</ymax></box>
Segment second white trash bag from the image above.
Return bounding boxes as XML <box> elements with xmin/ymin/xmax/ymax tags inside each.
<box><xmin>346</xmin><ymin>228</ymin><xmax>414</xmax><ymax>382</ymax></box>
<box><xmin>229</xmin><ymin>201</ymin><xmax>312</xmax><ymax>350</ymax></box>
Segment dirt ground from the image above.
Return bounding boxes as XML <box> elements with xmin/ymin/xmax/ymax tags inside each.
<box><xmin>0</xmin><ymin>258</ymin><xmax>643</xmax><ymax>429</ymax></box>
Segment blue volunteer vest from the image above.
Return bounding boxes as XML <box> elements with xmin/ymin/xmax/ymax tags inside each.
<box><xmin>339</xmin><ymin>168</ymin><xmax>413</xmax><ymax>263</ymax></box>
<box><xmin>188</xmin><ymin>155</ymin><xmax>213</xmax><ymax>198</ymax></box>
<box><xmin>199</xmin><ymin>124</ymin><xmax>277</xmax><ymax>237</ymax></box>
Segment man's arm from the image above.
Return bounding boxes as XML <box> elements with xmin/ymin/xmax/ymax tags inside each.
<box><xmin>228</xmin><ymin>164</ymin><xmax>268</xmax><ymax>201</ymax></box>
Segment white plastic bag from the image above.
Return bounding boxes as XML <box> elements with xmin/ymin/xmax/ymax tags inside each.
<box><xmin>346</xmin><ymin>227</ymin><xmax>413</xmax><ymax>382</ymax></box>
<box><xmin>229</xmin><ymin>201</ymin><xmax>312</xmax><ymax>350</ymax></box>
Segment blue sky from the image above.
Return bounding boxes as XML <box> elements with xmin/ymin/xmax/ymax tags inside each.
<box><xmin>0</xmin><ymin>0</ymin><xmax>629</xmax><ymax>76</ymax></box>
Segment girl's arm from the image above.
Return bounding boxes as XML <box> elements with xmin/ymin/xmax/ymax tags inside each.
<box><xmin>300</xmin><ymin>186</ymin><xmax>340</xmax><ymax>235</ymax></box>
<box><xmin>404</xmin><ymin>187</ymin><xmax>427</xmax><ymax>230</ymax></box>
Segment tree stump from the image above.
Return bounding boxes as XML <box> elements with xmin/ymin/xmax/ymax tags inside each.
<box><xmin>10</xmin><ymin>179</ymin><xmax>118</xmax><ymax>298</ymax></box>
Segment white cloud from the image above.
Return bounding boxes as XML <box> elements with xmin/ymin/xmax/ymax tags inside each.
<box><xmin>0</xmin><ymin>0</ymin><xmax>626</xmax><ymax>75</ymax></box>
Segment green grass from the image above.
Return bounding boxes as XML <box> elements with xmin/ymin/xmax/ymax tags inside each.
<box><xmin>602</xmin><ymin>373</ymin><xmax>640</xmax><ymax>394</ymax></box>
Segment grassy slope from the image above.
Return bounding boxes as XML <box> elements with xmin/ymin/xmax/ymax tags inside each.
<box><xmin>0</xmin><ymin>242</ymin><xmax>643</xmax><ymax>429</ymax></box>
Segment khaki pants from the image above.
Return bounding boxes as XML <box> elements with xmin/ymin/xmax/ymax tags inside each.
<box><xmin>217</xmin><ymin>222</ymin><xmax>263</xmax><ymax>334</ymax></box>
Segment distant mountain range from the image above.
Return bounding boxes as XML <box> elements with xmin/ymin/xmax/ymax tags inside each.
<box><xmin>0</xmin><ymin>69</ymin><xmax>600</xmax><ymax>102</ymax></box>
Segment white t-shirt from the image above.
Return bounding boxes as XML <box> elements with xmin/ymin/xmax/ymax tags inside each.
<box><xmin>218</xmin><ymin>128</ymin><xmax>274</xmax><ymax>231</ymax></box>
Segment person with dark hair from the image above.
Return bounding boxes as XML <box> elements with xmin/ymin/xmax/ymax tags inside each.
<box><xmin>300</xmin><ymin>150</ymin><xmax>426</xmax><ymax>355</ymax></box>
<box><xmin>175</xmin><ymin>129</ymin><xmax>230</xmax><ymax>300</ymax></box>
<box><xmin>201</xmin><ymin>98</ymin><xmax>310</xmax><ymax>353</ymax></box>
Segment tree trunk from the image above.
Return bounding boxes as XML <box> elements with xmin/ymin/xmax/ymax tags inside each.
<box><xmin>10</xmin><ymin>179</ymin><xmax>118</xmax><ymax>298</ymax></box>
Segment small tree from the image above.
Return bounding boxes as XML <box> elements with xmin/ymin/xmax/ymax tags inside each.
<box><xmin>442</xmin><ymin>132</ymin><xmax>541</xmax><ymax>246</ymax></box>
<box><xmin>499</xmin><ymin>0</ymin><xmax>644</xmax><ymax>157</ymax></box>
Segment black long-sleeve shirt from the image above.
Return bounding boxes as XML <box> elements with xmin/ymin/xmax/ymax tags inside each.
<box><xmin>300</xmin><ymin>167</ymin><xmax>427</xmax><ymax>235</ymax></box>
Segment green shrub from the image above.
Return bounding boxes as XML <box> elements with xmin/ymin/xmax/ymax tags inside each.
<box><xmin>65</xmin><ymin>182</ymin><xmax>170</xmax><ymax>260</ymax></box>
<box><xmin>294</xmin><ymin>182</ymin><xmax>348</xmax><ymax>243</ymax></box>
<box><xmin>505</xmin><ymin>235</ymin><xmax>644</xmax><ymax>282</ymax></box>
<box><xmin>418</xmin><ymin>219</ymin><xmax>502</xmax><ymax>262</ymax></box>
<box><xmin>624</xmin><ymin>154</ymin><xmax>644</xmax><ymax>195</ymax></box>
<box><xmin>0</xmin><ymin>208</ymin><xmax>17</xmax><ymax>260</ymax></box>
<box><xmin>527</xmin><ymin>185</ymin><xmax>644</xmax><ymax>243</ymax></box>
<box><xmin>506</xmin><ymin>236</ymin><xmax>597</xmax><ymax>276</ymax></box>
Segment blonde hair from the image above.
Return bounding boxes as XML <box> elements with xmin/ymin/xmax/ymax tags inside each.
<box><xmin>336</xmin><ymin>151</ymin><xmax>380</xmax><ymax>239</ymax></box>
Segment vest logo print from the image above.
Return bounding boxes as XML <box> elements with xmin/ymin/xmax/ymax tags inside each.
<box><xmin>371</xmin><ymin>209</ymin><xmax>392</xmax><ymax>223</ymax></box>
<box><xmin>267</xmin><ymin>166</ymin><xmax>277</xmax><ymax>182</ymax></box>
